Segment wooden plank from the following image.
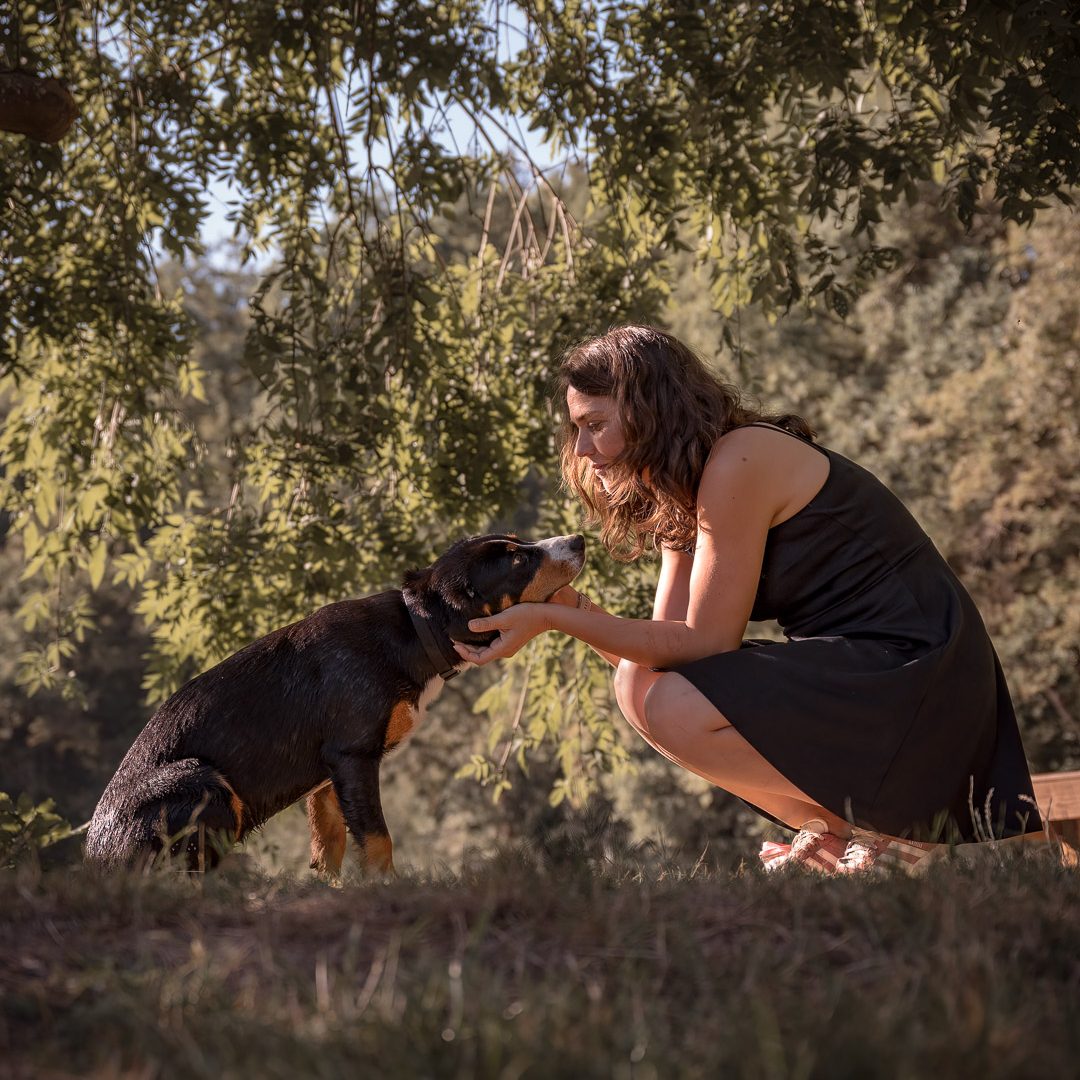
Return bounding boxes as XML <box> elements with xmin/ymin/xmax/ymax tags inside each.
<box><xmin>1031</xmin><ymin>770</ymin><xmax>1080</xmax><ymax>822</ymax></box>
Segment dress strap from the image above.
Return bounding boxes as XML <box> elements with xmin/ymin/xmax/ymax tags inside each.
<box><xmin>744</xmin><ymin>421</ymin><xmax>805</xmax><ymax>439</ymax></box>
<box><xmin>741</xmin><ymin>422</ymin><xmax>829</xmax><ymax>459</ymax></box>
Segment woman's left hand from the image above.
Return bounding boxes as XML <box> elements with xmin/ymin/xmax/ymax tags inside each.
<box><xmin>452</xmin><ymin>603</ymin><xmax>551</xmax><ymax>665</ymax></box>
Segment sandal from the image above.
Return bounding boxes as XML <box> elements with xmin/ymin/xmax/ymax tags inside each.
<box><xmin>835</xmin><ymin>828</ymin><xmax>942</xmax><ymax>876</ymax></box>
<box><xmin>758</xmin><ymin>839</ymin><xmax>791</xmax><ymax>869</ymax></box>
<box><xmin>762</xmin><ymin>819</ymin><xmax>847</xmax><ymax>874</ymax></box>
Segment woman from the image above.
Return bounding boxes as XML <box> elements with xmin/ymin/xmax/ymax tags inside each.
<box><xmin>454</xmin><ymin>325</ymin><xmax>1042</xmax><ymax>872</ymax></box>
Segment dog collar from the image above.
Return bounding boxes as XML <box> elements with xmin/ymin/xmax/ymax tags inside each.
<box><xmin>405</xmin><ymin>601</ymin><xmax>461</xmax><ymax>681</ymax></box>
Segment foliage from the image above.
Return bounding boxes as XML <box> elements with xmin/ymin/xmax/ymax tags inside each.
<box><xmin>723</xmin><ymin>201</ymin><xmax>1080</xmax><ymax>772</ymax></box>
<box><xmin>2</xmin><ymin>847</ymin><xmax>1079</xmax><ymax>1077</ymax></box>
<box><xmin>854</xmin><ymin>210</ymin><xmax>1080</xmax><ymax>768</ymax></box>
<box><xmin>519</xmin><ymin>0</ymin><xmax>1080</xmax><ymax>318</ymax></box>
<box><xmin>0</xmin><ymin>790</ymin><xmax>72</xmax><ymax>869</ymax></box>
<box><xmin>2</xmin><ymin>2</ymin><xmax>1078</xmax><ymax>813</ymax></box>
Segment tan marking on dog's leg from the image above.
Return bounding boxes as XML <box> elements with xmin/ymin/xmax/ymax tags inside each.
<box><xmin>360</xmin><ymin>832</ymin><xmax>395</xmax><ymax>874</ymax></box>
<box><xmin>219</xmin><ymin>776</ymin><xmax>246</xmax><ymax>840</ymax></box>
<box><xmin>482</xmin><ymin>602</ymin><xmax>493</xmax><ymax>615</ymax></box>
<box><xmin>498</xmin><ymin>593</ymin><xmax>515</xmax><ymax>611</ymax></box>
<box><xmin>307</xmin><ymin>785</ymin><xmax>347</xmax><ymax>876</ymax></box>
<box><xmin>384</xmin><ymin>699</ymin><xmax>415</xmax><ymax>750</ymax></box>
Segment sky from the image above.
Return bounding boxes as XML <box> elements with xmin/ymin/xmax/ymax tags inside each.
<box><xmin>197</xmin><ymin>7</ymin><xmax>564</xmax><ymax>267</ymax></box>
<box><xmin>199</xmin><ymin>101</ymin><xmax>560</xmax><ymax>258</ymax></box>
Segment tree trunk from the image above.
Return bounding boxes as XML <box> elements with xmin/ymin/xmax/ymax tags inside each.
<box><xmin>0</xmin><ymin>71</ymin><xmax>78</xmax><ymax>143</ymax></box>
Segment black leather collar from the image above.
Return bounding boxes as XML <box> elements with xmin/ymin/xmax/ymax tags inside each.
<box><xmin>404</xmin><ymin>599</ymin><xmax>462</xmax><ymax>681</ymax></box>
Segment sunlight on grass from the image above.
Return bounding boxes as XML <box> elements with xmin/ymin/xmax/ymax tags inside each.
<box><xmin>2</xmin><ymin>844</ymin><xmax>1078</xmax><ymax>1078</ymax></box>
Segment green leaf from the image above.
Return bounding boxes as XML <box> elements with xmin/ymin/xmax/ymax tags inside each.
<box><xmin>88</xmin><ymin>539</ymin><xmax>108</xmax><ymax>590</ymax></box>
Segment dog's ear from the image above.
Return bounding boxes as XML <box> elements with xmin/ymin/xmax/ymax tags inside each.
<box><xmin>401</xmin><ymin>567</ymin><xmax>432</xmax><ymax>594</ymax></box>
<box><xmin>439</xmin><ymin>573</ymin><xmax>477</xmax><ymax>610</ymax></box>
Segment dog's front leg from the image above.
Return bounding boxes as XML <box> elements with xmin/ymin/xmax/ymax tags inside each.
<box><xmin>307</xmin><ymin>784</ymin><xmax>347</xmax><ymax>877</ymax></box>
<box><xmin>323</xmin><ymin>748</ymin><xmax>395</xmax><ymax>875</ymax></box>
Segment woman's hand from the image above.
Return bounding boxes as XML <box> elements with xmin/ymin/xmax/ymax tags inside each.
<box><xmin>452</xmin><ymin>603</ymin><xmax>552</xmax><ymax>665</ymax></box>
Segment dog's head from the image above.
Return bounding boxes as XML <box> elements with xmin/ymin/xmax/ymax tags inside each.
<box><xmin>402</xmin><ymin>533</ymin><xmax>586</xmax><ymax>642</ymax></box>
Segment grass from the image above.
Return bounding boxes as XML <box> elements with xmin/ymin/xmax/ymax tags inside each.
<box><xmin>1</xmin><ymin>840</ymin><xmax>1078</xmax><ymax>1079</ymax></box>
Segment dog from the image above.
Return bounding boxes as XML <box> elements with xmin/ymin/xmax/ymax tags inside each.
<box><xmin>85</xmin><ymin>533</ymin><xmax>586</xmax><ymax>873</ymax></box>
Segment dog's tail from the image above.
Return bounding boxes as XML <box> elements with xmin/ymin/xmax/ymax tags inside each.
<box><xmin>85</xmin><ymin>759</ymin><xmax>245</xmax><ymax>871</ymax></box>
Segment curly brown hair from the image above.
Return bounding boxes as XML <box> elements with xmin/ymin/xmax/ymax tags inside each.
<box><xmin>556</xmin><ymin>325</ymin><xmax>814</xmax><ymax>561</ymax></box>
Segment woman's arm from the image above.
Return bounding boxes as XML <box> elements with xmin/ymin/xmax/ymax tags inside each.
<box><xmin>546</xmin><ymin>585</ymin><xmax>623</xmax><ymax>667</ymax></box>
<box><xmin>455</xmin><ymin>430</ymin><xmax>779</xmax><ymax>668</ymax></box>
<box><xmin>653</xmin><ymin>545</ymin><xmax>693</xmax><ymax>621</ymax></box>
<box><xmin>513</xmin><ymin>545</ymin><xmax>692</xmax><ymax>670</ymax></box>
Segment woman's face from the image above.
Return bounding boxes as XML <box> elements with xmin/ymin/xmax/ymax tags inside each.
<box><xmin>566</xmin><ymin>386</ymin><xmax>626</xmax><ymax>491</ymax></box>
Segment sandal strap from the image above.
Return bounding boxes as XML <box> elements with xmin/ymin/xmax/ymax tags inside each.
<box><xmin>763</xmin><ymin>822</ymin><xmax>845</xmax><ymax>873</ymax></box>
<box><xmin>838</xmin><ymin>829</ymin><xmax>940</xmax><ymax>873</ymax></box>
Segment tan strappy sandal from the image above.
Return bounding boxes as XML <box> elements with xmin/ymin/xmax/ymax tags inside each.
<box><xmin>762</xmin><ymin>819</ymin><xmax>847</xmax><ymax>874</ymax></box>
<box><xmin>835</xmin><ymin>828</ymin><xmax>943</xmax><ymax>875</ymax></box>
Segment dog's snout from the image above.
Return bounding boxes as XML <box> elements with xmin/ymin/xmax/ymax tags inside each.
<box><xmin>536</xmin><ymin>533</ymin><xmax>586</xmax><ymax>572</ymax></box>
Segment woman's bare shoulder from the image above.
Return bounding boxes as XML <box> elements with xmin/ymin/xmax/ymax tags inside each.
<box><xmin>707</xmin><ymin>423</ymin><xmax>795</xmax><ymax>469</ymax></box>
<box><xmin>710</xmin><ymin>423</ymin><xmax>820</xmax><ymax>463</ymax></box>
<box><xmin>705</xmin><ymin>425</ymin><xmax>828</xmax><ymax>526</ymax></box>
<box><xmin>696</xmin><ymin>427</ymin><xmax>784</xmax><ymax>514</ymax></box>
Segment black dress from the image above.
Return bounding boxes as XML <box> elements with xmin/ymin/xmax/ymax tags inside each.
<box><xmin>674</xmin><ymin>425</ymin><xmax>1041</xmax><ymax>843</ymax></box>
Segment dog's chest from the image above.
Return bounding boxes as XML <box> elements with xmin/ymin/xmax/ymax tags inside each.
<box><xmin>385</xmin><ymin>675</ymin><xmax>447</xmax><ymax>751</ymax></box>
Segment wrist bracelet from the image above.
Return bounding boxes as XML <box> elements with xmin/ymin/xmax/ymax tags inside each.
<box><xmin>575</xmin><ymin>591</ymin><xmax>593</xmax><ymax>612</ymax></box>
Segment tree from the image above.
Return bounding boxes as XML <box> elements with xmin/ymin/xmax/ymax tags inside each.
<box><xmin>2</xmin><ymin>1</ymin><xmax>1078</xmax><ymax>808</ymax></box>
<box><xmin>684</xmin><ymin>196</ymin><xmax>1080</xmax><ymax>774</ymax></box>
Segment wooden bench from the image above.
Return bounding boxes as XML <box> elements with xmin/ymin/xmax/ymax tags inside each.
<box><xmin>1032</xmin><ymin>770</ymin><xmax>1080</xmax><ymax>848</ymax></box>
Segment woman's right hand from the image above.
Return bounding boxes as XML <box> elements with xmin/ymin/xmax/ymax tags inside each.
<box><xmin>452</xmin><ymin>603</ymin><xmax>552</xmax><ymax>665</ymax></box>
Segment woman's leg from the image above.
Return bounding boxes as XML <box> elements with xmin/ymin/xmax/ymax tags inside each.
<box><xmin>613</xmin><ymin>661</ymin><xmax>852</xmax><ymax>837</ymax></box>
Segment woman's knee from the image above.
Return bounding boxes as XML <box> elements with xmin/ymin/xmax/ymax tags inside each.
<box><xmin>642</xmin><ymin>673</ymin><xmax>727</xmax><ymax>752</ymax></box>
<box><xmin>613</xmin><ymin>659</ymin><xmax>655</xmax><ymax>734</ymax></box>
<box><xmin>641</xmin><ymin>673</ymin><xmax>682</xmax><ymax>743</ymax></box>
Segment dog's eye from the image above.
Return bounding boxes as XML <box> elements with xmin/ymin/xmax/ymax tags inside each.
<box><xmin>512</xmin><ymin>553</ymin><xmax>526</xmax><ymax>566</ymax></box>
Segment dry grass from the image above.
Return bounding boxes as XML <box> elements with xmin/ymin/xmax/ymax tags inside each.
<box><xmin>1</xmin><ymin>840</ymin><xmax>1078</xmax><ymax>1079</ymax></box>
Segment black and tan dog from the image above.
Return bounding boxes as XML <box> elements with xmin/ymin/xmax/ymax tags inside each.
<box><xmin>85</xmin><ymin>533</ymin><xmax>585</xmax><ymax>873</ymax></box>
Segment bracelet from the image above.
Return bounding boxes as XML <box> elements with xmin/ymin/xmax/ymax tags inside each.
<box><xmin>575</xmin><ymin>591</ymin><xmax>593</xmax><ymax>612</ymax></box>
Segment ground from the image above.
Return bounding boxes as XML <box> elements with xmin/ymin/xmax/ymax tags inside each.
<box><xmin>2</xmin><ymin>843</ymin><xmax>1078</xmax><ymax>1078</ymax></box>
